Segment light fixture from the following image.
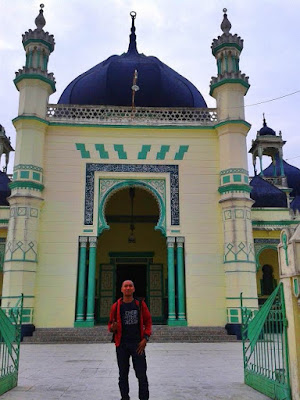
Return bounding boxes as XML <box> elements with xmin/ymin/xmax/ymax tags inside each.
<box><xmin>128</xmin><ymin>187</ymin><xmax>136</xmax><ymax>243</ymax></box>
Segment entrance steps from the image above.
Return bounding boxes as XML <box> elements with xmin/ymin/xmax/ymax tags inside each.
<box><xmin>23</xmin><ymin>326</ymin><xmax>237</xmax><ymax>344</ymax></box>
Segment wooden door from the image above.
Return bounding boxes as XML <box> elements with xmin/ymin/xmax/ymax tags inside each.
<box><xmin>148</xmin><ymin>264</ymin><xmax>164</xmax><ymax>323</ymax></box>
<box><xmin>98</xmin><ymin>264</ymin><xmax>115</xmax><ymax>323</ymax></box>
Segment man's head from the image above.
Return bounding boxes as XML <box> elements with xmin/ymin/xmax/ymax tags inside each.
<box><xmin>121</xmin><ymin>280</ymin><xmax>135</xmax><ymax>298</ymax></box>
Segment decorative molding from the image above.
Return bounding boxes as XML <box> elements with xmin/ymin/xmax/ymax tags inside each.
<box><xmin>218</xmin><ymin>184</ymin><xmax>251</xmax><ymax>194</ymax></box>
<box><xmin>14</xmin><ymin>164</ymin><xmax>43</xmax><ymax>172</ymax></box>
<box><xmin>79</xmin><ymin>236</ymin><xmax>88</xmax><ymax>247</ymax></box>
<box><xmin>254</xmin><ymin>240</ymin><xmax>279</xmax><ymax>271</ymax></box>
<box><xmin>9</xmin><ymin>181</ymin><xmax>44</xmax><ymax>192</ymax></box>
<box><xmin>223</xmin><ymin>208</ymin><xmax>251</xmax><ymax>221</ymax></box>
<box><xmin>220</xmin><ymin>168</ymin><xmax>248</xmax><ymax>175</ymax></box>
<box><xmin>167</xmin><ymin>237</ymin><xmax>176</xmax><ymax>247</ymax></box>
<box><xmin>84</xmin><ymin>163</ymin><xmax>179</xmax><ymax>226</ymax></box>
<box><xmin>224</xmin><ymin>241</ymin><xmax>255</xmax><ymax>263</ymax></box>
<box><xmin>98</xmin><ymin>178</ymin><xmax>166</xmax><ymax>236</ymax></box>
<box><xmin>4</xmin><ymin>240</ymin><xmax>38</xmax><ymax>263</ymax></box>
<box><xmin>89</xmin><ymin>236</ymin><xmax>97</xmax><ymax>247</ymax></box>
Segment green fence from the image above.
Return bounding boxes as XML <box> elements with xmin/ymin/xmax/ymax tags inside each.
<box><xmin>0</xmin><ymin>295</ymin><xmax>23</xmax><ymax>396</ymax></box>
<box><xmin>241</xmin><ymin>283</ymin><xmax>291</xmax><ymax>400</ymax></box>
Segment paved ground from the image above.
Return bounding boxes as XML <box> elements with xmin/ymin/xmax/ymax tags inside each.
<box><xmin>2</xmin><ymin>343</ymin><xmax>270</xmax><ymax>400</ymax></box>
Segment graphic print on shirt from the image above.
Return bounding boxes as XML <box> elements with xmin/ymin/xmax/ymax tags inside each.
<box><xmin>124</xmin><ymin>310</ymin><xmax>139</xmax><ymax>325</ymax></box>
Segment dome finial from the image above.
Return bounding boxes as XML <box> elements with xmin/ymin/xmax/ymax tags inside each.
<box><xmin>221</xmin><ymin>8</ymin><xmax>231</xmax><ymax>35</ymax></box>
<box><xmin>35</xmin><ymin>4</ymin><xmax>46</xmax><ymax>31</ymax></box>
<box><xmin>263</xmin><ymin>113</ymin><xmax>267</xmax><ymax>126</ymax></box>
<box><xmin>128</xmin><ymin>11</ymin><xmax>138</xmax><ymax>53</ymax></box>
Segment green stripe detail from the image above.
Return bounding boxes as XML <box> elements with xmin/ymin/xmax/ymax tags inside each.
<box><xmin>218</xmin><ymin>184</ymin><xmax>252</xmax><ymax>194</ymax></box>
<box><xmin>156</xmin><ymin>145</ymin><xmax>170</xmax><ymax>160</ymax></box>
<box><xmin>138</xmin><ymin>145</ymin><xmax>151</xmax><ymax>160</ymax></box>
<box><xmin>14</xmin><ymin>164</ymin><xmax>43</xmax><ymax>172</ymax></box>
<box><xmin>9</xmin><ymin>181</ymin><xmax>44</xmax><ymax>192</ymax></box>
<box><xmin>220</xmin><ymin>168</ymin><xmax>248</xmax><ymax>175</ymax></box>
<box><xmin>210</xmin><ymin>79</ymin><xmax>250</xmax><ymax>96</ymax></box>
<box><xmin>95</xmin><ymin>144</ymin><xmax>109</xmax><ymax>159</ymax></box>
<box><xmin>32</xmin><ymin>172</ymin><xmax>41</xmax><ymax>181</ymax></box>
<box><xmin>12</xmin><ymin>116</ymin><xmax>49</xmax><ymax>126</ymax></box>
<box><xmin>14</xmin><ymin>74</ymin><xmax>56</xmax><ymax>92</ymax></box>
<box><xmin>75</xmin><ymin>143</ymin><xmax>90</xmax><ymax>158</ymax></box>
<box><xmin>215</xmin><ymin>119</ymin><xmax>251</xmax><ymax>130</ymax></box>
<box><xmin>212</xmin><ymin>42</ymin><xmax>242</xmax><ymax>56</ymax></box>
<box><xmin>20</xmin><ymin>171</ymin><xmax>29</xmax><ymax>179</ymax></box>
<box><xmin>0</xmin><ymin>219</ymin><xmax>9</xmax><ymax>224</ymax></box>
<box><xmin>174</xmin><ymin>145</ymin><xmax>189</xmax><ymax>160</ymax></box>
<box><xmin>113</xmin><ymin>144</ymin><xmax>127</xmax><ymax>159</ymax></box>
<box><xmin>233</xmin><ymin>174</ymin><xmax>242</xmax><ymax>182</ymax></box>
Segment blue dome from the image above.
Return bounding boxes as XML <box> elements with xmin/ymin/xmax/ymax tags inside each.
<box><xmin>58</xmin><ymin>19</ymin><xmax>207</xmax><ymax>108</ymax></box>
<box><xmin>250</xmin><ymin>176</ymin><xmax>287</xmax><ymax>208</ymax></box>
<box><xmin>263</xmin><ymin>158</ymin><xmax>300</xmax><ymax>198</ymax></box>
<box><xmin>259</xmin><ymin>119</ymin><xmax>276</xmax><ymax>136</ymax></box>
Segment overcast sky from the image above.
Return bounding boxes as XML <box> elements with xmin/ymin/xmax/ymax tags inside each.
<box><xmin>1</xmin><ymin>0</ymin><xmax>300</xmax><ymax>173</ymax></box>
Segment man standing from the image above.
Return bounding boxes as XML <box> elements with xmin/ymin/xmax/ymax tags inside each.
<box><xmin>108</xmin><ymin>280</ymin><xmax>152</xmax><ymax>400</ymax></box>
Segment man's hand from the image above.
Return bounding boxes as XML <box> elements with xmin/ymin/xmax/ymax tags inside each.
<box><xmin>110</xmin><ymin>322</ymin><xmax>118</xmax><ymax>333</ymax></box>
<box><xmin>137</xmin><ymin>338</ymin><xmax>147</xmax><ymax>355</ymax></box>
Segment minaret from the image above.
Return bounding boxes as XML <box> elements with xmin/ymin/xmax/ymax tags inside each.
<box><xmin>210</xmin><ymin>9</ymin><xmax>257</xmax><ymax>333</ymax></box>
<box><xmin>2</xmin><ymin>5</ymin><xmax>55</xmax><ymax>329</ymax></box>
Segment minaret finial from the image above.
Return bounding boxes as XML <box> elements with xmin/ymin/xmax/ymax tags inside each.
<box><xmin>221</xmin><ymin>8</ymin><xmax>231</xmax><ymax>35</ymax></box>
<box><xmin>35</xmin><ymin>4</ymin><xmax>46</xmax><ymax>31</ymax></box>
<box><xmin>128</xmin><ymin>11</ymin><xmax>138</xmax><ymax>53</ymax></box>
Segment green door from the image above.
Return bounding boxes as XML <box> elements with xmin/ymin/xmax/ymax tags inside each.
<box><xmin>98</xmin><ymin>264</ymin><xmax>115</xmax><ymax>323</ymax></box>
<box><xmin>148</xmin><ymin>264</ymin><xmax>164</xmax><ymax>323</ymax></box>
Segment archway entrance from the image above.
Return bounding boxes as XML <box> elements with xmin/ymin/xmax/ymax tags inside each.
<box><xmin>256</xmin><ymin>247</ymin><xmax>279</xmax><ymax>305</ymax></box>
<box><xmin>96</xmin><ymin>185</ymin><xmax>167</xmax><ymax>324</ymax></box>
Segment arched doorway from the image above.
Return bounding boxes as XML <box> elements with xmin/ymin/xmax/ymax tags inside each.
<box><xmin>96</xmin><ymin>185</ymin><xmax>167</xmax><ymax>323</ymax></box>
<box><xmin>256</xmin><ymin>247</ymin><xmax>279</xmax><ymax>305</ymax></box>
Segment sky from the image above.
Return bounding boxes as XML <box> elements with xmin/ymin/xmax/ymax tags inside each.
<box><xmin>1</xmin><ymin>0</ymin><xmax>300</xmax><ymax>173</ymax></box>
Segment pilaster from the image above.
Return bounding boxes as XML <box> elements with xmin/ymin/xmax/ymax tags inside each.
<box><xmin>75</xmin><ymin>237</ymin><xmax>88</xmax><ymax>324</ymax></box>
<box><xmin>86</xmin><ymin>236</ymin><xmax>98</xmax><ymax>326</ymax></box>
<box><xmin>167</xmin><ymin>236</ymin><xmax>176</xmax><ymax>324</ymax></box>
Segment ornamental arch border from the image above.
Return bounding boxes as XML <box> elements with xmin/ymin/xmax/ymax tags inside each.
<box><xmin>98</xmin><ymin>179</ymin><xmax>166</xmax><ymax>237</ymax></box>
<box><xmin>255</xmin><ymin>245</ymin><xmax>278</xmax><ymax>272</ymax></box>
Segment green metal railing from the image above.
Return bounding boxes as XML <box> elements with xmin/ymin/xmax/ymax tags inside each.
<box><xmin>241</xmin><ymin>283</ymin><xmax>291</xmax><ymax>400</ymax></box>
<box><xmin>0</xmin><ymin>295</ymin><xmax>23</xmax><ymax>396</ymax></box>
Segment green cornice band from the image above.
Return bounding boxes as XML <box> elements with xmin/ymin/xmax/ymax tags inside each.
<box><xmin>218</xmin><ymin>184</ymin><xmax>252</xmax><ymax>194</ymax></box>
<box><xmin>252</xmin><ymin>220</ymin><xmax>297</xmax><ymax>226</ymax></box>
<box><xmin>212</xmin><ymin>42</ymin><xmax>242</xmax><ymax>56</ymax></box>
<box><xmin>220</xmin><ymin>168</ymin><xmax>248</xmax><ymax>175</ymax></box>
<box><xmin>0</xmin><ymin>219</ymin><xmax>9</xmax><ymax>224</ymax></box>
<box><xmin>12</xmin><ymin>115</ymin><xmax>49</xmax><ymax>126</ymax></box>
<box><xmin>14</xmin><ymin>164</ymin><xmax>43</xmax><ymax>173</ymax></box>
<box><xmin>23</xmin><ymin>38</ymin><xmax>54</xmax><ymax>52</ymax></box>
<box><xmin>210</xmin><ymin>79</ymin><xmax>250</xmax><ymax>96</ymax></box>
<box><xmin>214</xmin><ymin>119</ymin><xmax>251</xmax><ymax>130</ymax></box>
<box><xmin>14</xmin><ymin>74</ymin><xmax>56</xmax><ymax>92</ymax></box>
<box><xmin>9</xmin><ymin>180</ymin><xmax>44</xmax><ymax>192</ymax></box>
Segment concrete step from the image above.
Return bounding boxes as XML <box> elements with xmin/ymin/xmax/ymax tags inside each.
<box><xmin>23</xmin><ymin>326</ymin><xmax>238</xmax><ymax>344</ymax></box>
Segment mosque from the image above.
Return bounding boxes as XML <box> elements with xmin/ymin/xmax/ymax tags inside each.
<box><xmin>0</xmin><ymin>6</ymin><xmax>299</xmax><ymax>337</ymax></box>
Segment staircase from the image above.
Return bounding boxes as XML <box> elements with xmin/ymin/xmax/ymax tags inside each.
<box><xmin>23</xmin><ymin>326</ymin><xmax>237</xmax><ymax>344</ymax></box>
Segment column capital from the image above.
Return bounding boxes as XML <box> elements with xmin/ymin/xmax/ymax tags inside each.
<box><xmin>167</xmin><ymin>237</ymin><xmax>176</xmax><ymax>247</ymax></box>
<box><xmin>79</xmin><ymin>236</ymin><xmax>88</xmax><ymax>247</ymax></box>
<box><xmin>89</xmin><ymin>236</ymin><xmax>98</xmax><ymax>247</ymax></box>
<box><xmin>176</xmin><ymin>237</ymin><xmax>185</xmax><ymax>247</ymax></box>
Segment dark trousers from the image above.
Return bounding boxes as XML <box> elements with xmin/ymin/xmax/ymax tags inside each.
<box><xmin>116</xmin><ymin>342</ymin><xmax>149</xmax><ymax>400</ymax></box>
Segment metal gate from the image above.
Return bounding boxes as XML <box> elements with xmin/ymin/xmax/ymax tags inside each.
<box><xmin>0</xmin><ymin>295</ymin><xmax>23</xmax><ymax>396</ymax></box>
<box><xmin>241</xmin><ymin>283</ymin><xmax>291</xmax><ymax>400</ymax></box>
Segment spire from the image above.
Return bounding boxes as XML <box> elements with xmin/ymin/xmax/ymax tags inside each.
<box><xmin>221</xmin><ymin>8</ymin><xmax>231</xmax><ymax>35</ymax></box>
<box><xmin>263</xmin><ymin>113</ymin><xmax>267</xmax><ymax>127</ymax></box>
<box><xmin>128</xmin><ymin>11</ymin><xmax>138</xmax><ymax>54</ymax></box>
<box><xmin>35</xmin><ymin>4</ymin><xmax>46</xmax><ymax>31</ymax></box>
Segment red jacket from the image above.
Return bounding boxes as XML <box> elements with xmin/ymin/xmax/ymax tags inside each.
<box><xmin>108</xmin><ymin>298</ymin><xmax>152</xmax><ymax>347</ymax></box>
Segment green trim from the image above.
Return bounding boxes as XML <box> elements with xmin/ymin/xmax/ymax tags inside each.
<box><xmin>222</xmin><ymin>176</ymin><xmax>230</xmax><ymax>184</ymax></box>
<box><xmin>214</xmin><ymin>119</ymin><xmax>251</xmax><ymax>130</ymax></box>
<box><xmin>252</xmin><ymin>208</ymin><xmax>289</xmax><ymax>211</ymax></box>
<box><xmin>138</xmin><ymin>145</ymin><xmax>151</xmax><ymax>160</ymax></box>
<box><xmin>167</xmin><ymin>319</ymin><xmax>187</xmax><ymax>326</ymax></box>
<box><xmin>218</xmin><ymin>184</ymin><xmax>252</xmax><ymax>194</ymax></box>
<box><xmin>233</xmin><ymin>174</ymin><xmax>242</xmax><ymax>182</ymax></box>
<box><xmin>0</xmin><ymin>219</ymin><xmax>9</xmax><ymax>224</ymax></box>
<box><xmin>113</xmin><ymin>144</ymin><xmax>127</xmax><ymax>159</ymax></box>
<box><xmin>210</xmin><ymin>79</ymin><xmax>250</xmax><ymax>96</ymax></box>
<box><xmin>83</xmin><ymin>229</ymin><xmax>93</xmax><ymax>233</ymax></box>
<box><xmin>226</xmin><ymin>297</ymin><xmax>258</xmax><ymax>300</ymax></box>
<box><xmin>75</xmin><ymin>143</ymin><xmax>90</xmax><ymax>159</ymax></box>
<box><xmin>14</xmin><ymin>164</ymin><xmax>43</xmax><ymax>173</ymax></box>
<box><xmin>14</xmin><ymin>74</ymin><xmax>56</xmax><ymax>92</ymax></box>
<box><xmin>74</xmin><ymin>321</ymin><xmax>95</xmax><ymax>327</ymax></box>
<box><xmin>174</xmin><ymin>145</ymin><xmax>189</xmax><ymax>160</ymax></box>
<box><xmin>212</xmin><ymin>42</ymin><xmax>242</xmax><ymax>56</ymax></box>
<box><xmin>252</xmin><ymin>220</ymin><xmax>297</xmax><ymax>226</ymax></box>
<box><xmin>23</xmin><ymin>38</ymin><xmax>54</xmax><ymax>52</ymax></box>
<box><xmin>156</xmin><ymin>145</ymin><xmax>170</xmax><ymax>160</ymax></box>
<box><xmin>12</xmin><ymin>115</ymin><xmax>49</xmax><ymax>126</ymax></box>
<box><xmin>32</xmin><ymin>172</ymin><xmax>41</xmax><ymax>181</ymax></box>
<box><xmin>20</xmin><ymin>171</ymin><xmax>29</xmax><ymax>179</ymax></box>
<box><xmin>109</xmin><ymin>252</ymin><xmax>154</xmax><ymax>258</ymax></box>
<box><xmin>171</xmin><ymin>230</ymin><xmax>180</xmax><ymax>233</ymax></box>
<box><xmin>9</xmin><ymin>181</ymin><xmax>44</xmax><ymax>192</ymax></box>
<box><xmin>95</xmin><ymin>144</ymin><xmax>109</xmax><ymax>159</ymax></box>
<box><xmin>220</xmin><ymin>168</ymin><xmax>248</xmax><ymax>175</ymax></box>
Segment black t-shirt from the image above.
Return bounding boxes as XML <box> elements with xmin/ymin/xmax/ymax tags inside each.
<box><xmin>120</xmin><ymin>300</ymin><xmax>141</xmax><ymax>343</ymax></box>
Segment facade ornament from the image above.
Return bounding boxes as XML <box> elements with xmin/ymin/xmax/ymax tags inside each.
<box><xmin>221</xmin><ymin>8</ymin><xmax>232</xmax><ymax>35</ymax></box>
<box><xmin>35</xmin><ymin>4</ymin><xmax>46</xmax><ymax>31</ymax></box>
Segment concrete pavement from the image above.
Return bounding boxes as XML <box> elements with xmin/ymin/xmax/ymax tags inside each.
<box><xmin>2</xmin><ymin>342</ymin><xmax>270</xmax><ymax>400</ymax></box>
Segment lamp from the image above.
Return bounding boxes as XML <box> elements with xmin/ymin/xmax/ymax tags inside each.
<box><xmin>128</xmin><ymin>187</ymin><xmax>136</xmax><ymax>243</ymax></box>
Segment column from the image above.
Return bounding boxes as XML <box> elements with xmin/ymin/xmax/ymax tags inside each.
<box><xmin>176</xmin><ymin>237</ymin><xmax>187</xmax><ymax>324</ymax></box>
<box><xmin>86</xmin><ymin>236</ymin><xmax>97</xmax><ymax>326</ymax></box>
<box><xmin>167</xmin><ymin>237</ymin><xmax>176</xmax><ymax>324</ymax></box>
<box><xmin>258</xmin><ymin>147</ymin><xmax>264</xmax><ymax>176</ymax></box>
<box><xmin>75</xmin><ymin>236</ymin><xmax>88</xmax><ymax>325</ymax></box>
<box><xmin>279</xmin><ymin>148</ymin><xmax>285</xmax><ymax>177</ymax></box>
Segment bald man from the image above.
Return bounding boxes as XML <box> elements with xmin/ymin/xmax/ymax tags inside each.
<box><xmin>108</xmin><ymin>280</ymin><xmax>152</xmax><ymax>400</ymax></box>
